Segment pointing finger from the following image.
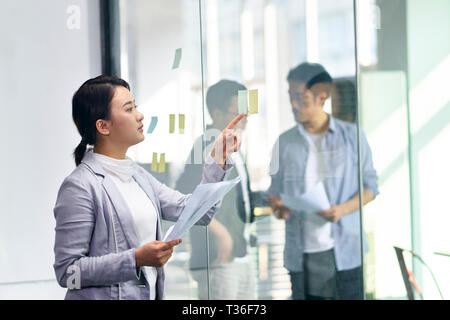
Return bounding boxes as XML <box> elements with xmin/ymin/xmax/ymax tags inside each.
<box><xmin>225</xmin><ymin>114</ymin><xmax>245</xmax><ymax>130</ymax></box>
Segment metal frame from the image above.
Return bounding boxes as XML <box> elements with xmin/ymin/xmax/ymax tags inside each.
<box><xmin>100</xmin><ymin>0</ymin><xmax>121</xmax><ymax>76</ymax></box>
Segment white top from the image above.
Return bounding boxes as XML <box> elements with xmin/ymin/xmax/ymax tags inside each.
<box><xmin>91</xmin><ymin>150</ymin><xmax>158</xmax><ymax>300</ymax></box>
<box><xmin>302</xmin><ymin>129</ymin><xmax>334</xmax><ymax>253</ymax></box>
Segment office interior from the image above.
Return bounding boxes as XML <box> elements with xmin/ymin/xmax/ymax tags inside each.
<box><xmin>0</xmin><ymin>0</ymin><xmax>449</xmax><ymax>300</ymax></box>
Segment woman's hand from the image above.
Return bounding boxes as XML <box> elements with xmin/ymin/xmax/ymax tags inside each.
<box><xmin>135</xmin><ymin>239</ymin><xmax>182</xmax><ymax>267</ymax></box>
<box><xmin>210</xmin><ymin>114</ymin><xmax>245</xmax><ymax>168</ymax></box>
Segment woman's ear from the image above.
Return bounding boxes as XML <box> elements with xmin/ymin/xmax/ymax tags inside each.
<box><xmin>95</xmin><ymin>119</ymin><xmax>111</xmax><ymax>136</ymax></box>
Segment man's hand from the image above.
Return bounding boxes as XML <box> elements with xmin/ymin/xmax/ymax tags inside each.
<box><xmin>317</xmin><ymin>190</ymin><xmax>374</xmax><ymax>223</ymax></box>
<box><xmin>268</xmin><ymin>195</ymin><xmax>291</xmax><ymax>219</ymax></box>
<box><xmin>135</xmin><ymin>239</ymin><xmax>182</xmax><ymax>267</ymax></box>
<box><xmin>317</xmin><ymin>204</ymin><xmax>347</xmax><ymax>223</ymax></box>
<box><xmin>210</xmin><ymin>114</ymin><xmax>245</xmax><ymax>168</ymax></box>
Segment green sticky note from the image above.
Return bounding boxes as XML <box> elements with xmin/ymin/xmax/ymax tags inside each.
<box><xmin>172</xmin><ymin>48</ymin><xmax>182</xmax><ymax>69</ymax></box>
<box><xmin>147</xmin><ymin>116</ymin><xmax>158</xmax><ymax>134</ymax></box>
<box><xmin>238</xmin><ymin>90</ymin><xmax>248</xmax><ymax>114</ymax></box>
<box><xmin>249</xmin><ymin>89</ymin><xmax>258</xmax><ymax>114</ymax></box>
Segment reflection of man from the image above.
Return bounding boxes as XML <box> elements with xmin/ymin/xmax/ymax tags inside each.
<box><xmin>175</xmin><ymin>80</ymin><xmax>257</xmax><ymax>299</ymax></box>
<box><xmin>268</xmin><ymin>63</ymin><xmax>379</xmax><ymax>300</ymax></box>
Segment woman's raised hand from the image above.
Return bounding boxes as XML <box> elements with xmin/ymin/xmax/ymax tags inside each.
<box><xmin>210</xmin><ymin>114</ymin><xmax>245</xmax><ymax>168</ymax></box>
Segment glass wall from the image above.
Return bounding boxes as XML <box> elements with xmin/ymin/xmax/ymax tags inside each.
<box><xmin>120</xmin><ymin>0</ymin><xmax>366</xmax><ymax>300</ymax></box>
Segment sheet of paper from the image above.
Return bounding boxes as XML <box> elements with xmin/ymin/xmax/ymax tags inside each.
<box><xmin>248</xmin><ymin>89</ymin><xmax>258</xmax><ymax>114</ymax></box>
<box><xmin>238</xmin><ymin>90</ymin><xmax>248</xmax><ymax>114</ymax></box>
<box><xmin>179</xmin><ymin>114</ymin><xmax>185</xmax><ymax>134</ymax></box>
<box><xmin>169</xmin><ymin>114</ymin><xmax>175</xmax><ymax>133</ymax></box>
<box><xmin>281</xmin><ymin>181</ymin><xmax>330</xmax><ymax>213</ymax></box>
<box><xmin>147</xmin><ymin>116</ymin><xmax>158</xmax><ymax>134</ymax></box>
<box><xmin>164</xmin><ymin>176</ymin><xmax>241</xmax><ymax>241</ymax></box>
<box><xmin>172</xmin><ymin>48</ymin><xmax>182</xmax><ymax>69</ymax></box>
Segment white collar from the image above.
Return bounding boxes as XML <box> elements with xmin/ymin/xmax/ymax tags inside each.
<box><xmin>89</xmin><ymin>148</ymin><xmax>135</xmax><ymax>183</ymax></box>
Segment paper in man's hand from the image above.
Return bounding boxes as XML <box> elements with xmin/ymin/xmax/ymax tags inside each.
<box><xmin>281</xmin><ymin>181</ymin><xmax>330</xmax><ymax>213</ymax></box>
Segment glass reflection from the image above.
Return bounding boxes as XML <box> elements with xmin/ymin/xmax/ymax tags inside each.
<box><xmin>176</xmin><ymin>80</ymin><xmax>259</xmax><ymax>299</ymax></box>
<box><xmin>120</xmin><ymin>0</ymin><xmax>375</xmax><ymax>300</ymax></box>
<box><xmin>267</xmin><ymin>62</ymin><xmax>379</xmax><ymax>299</ymax></box>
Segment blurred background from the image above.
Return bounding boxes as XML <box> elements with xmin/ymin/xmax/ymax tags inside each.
<box><xmin>0</xmin><ymin>0</ymin><xmax>449</xmax><ymax>300</ymax></box>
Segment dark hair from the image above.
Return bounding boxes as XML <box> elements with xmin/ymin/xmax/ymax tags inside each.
<box><xmin>72</xmin><ymin>75</ymin><xmax>130</xmax><ymax>166</ymax></box>
<box><xmin>287</xmin><ymin>62</ymin><xmax>333</xmax><ymax>89</ymax></box>
<box><xmin>206</xmin><ymin>79</ymin><xmax>246</xmax><ymax>116</ymax></box>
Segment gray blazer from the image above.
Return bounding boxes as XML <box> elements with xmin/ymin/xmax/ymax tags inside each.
<box><xmin>53</xmin><ymin>149</ymin><xmax>230</xmax><ymax>300</ymax></box>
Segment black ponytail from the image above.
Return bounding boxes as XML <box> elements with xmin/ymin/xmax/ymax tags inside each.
<box><xmin>72</xmin><ymin>75</ymin><xmax>130</xmax><ymax>166</ymax></box>
<box><xmin>74</xmin><ymin>139</ymin><xmax>88</xmax><ymax>167</ymax></box>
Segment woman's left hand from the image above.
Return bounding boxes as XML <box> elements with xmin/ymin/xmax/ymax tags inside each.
<box><xmin>210</xmin><ymin>114</ymin><xmax>245</xmax><ymax>169</ymax></box>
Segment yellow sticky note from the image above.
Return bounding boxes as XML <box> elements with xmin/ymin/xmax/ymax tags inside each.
<box><xmin>158</xmin><ymin>153</ymin><xmax>166</xmax><ymax>173</ymax></box>
<box><xmin>169</xmin><ymin>114</ymin><xmax>175</xmax><ymax>133</ymax></box>
<box><xmin>179</xmin><ymin>114</ymin><xmax>185</xmax><ymax>134</ymax></box>
<box><xmin>151</xmin><ymin>152</ymin><xmax>158</xmax><ymax>172</ymax></box>
<box><xmin>249</xmin><ymin>89</ymin><xmax>258</xmax><ymax>114</ymax></box>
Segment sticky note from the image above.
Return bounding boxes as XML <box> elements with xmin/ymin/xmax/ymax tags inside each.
<box><xmin>147</xmin><ymin>116</ymin><xmax>158</xmax><ymax>134</ymax></box>
<box><xmin>158</xmin><ymin>153</ymin><xmax>166</xmax><ymax>173</ymax></box>
<box><xmin>151</xmin><ymin>152</ymin><xmax>158</xmax><ymax>172</ymax></box>
<box><xmin>179</xmin><ymin>114</ymin><xmax>185</xmax><ymax>134</ymax></box>
<box><xmin>249</xmin><ymin>89</ymin><xmax>258</xmax><ymax>114</ymax></box>
<box><xmin>238</xmin><ymin>90</ymin><xmax>248</xmax><ymax>114</ymax></box>
<box><xmin>172</xmin><ymin>48</ymin><xmax>182</xmax><ymax>69</ymax></box>
<box><xmin>169</xmin><ymin>114</ymin><xmax>175</xmax><ymax>133</ymax></box>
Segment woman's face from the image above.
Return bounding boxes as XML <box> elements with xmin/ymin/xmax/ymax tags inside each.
<box><xmin>103</xmin><ymin>85</ymin><xmax>145</xmax><ymax>148</ymax></box>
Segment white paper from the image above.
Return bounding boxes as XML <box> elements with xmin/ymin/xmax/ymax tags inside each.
<box><xmin>163</xmin><ymin>176</ymin><xmax>241</xmax><ymax>241</ymax></box>
<box><xmin>281</xmin><ymin>181</ymin><xmax>330</xmax><ymax>213</ymax></box>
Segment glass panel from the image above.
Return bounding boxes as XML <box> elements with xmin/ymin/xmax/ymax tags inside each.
<box><xmin>202</xmin><ymin>0</ymin><xmax>364</xmax><ymax>300</ymax></box>
<box><xmin>356</xmin><ymin>0</ymin><xmax>450</xmax><ymax>300</ymax></box>
<box><xmin>119</xmin><ymin>0</ymin><xmax>207</xmax><ymax>299</ymax></box>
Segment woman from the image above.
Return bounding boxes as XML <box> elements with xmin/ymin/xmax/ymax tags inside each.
<box><xmin>53</xmin><ymin>75</ymin><xmax>244</xmax><ymax>300</ymax></box>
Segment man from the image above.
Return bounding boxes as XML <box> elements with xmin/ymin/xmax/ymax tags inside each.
<box><xmin>268</xmin><ymin>62</ymin><xmax>379</xmax><ymax>300</ymax></box>
<box><xmin>175</xmin><ymin>79</ymin><xmax>258</xmax><ymax>299</ymax></box>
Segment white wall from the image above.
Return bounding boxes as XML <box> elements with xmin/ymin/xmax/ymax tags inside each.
<box><xmin>0</xmin><ymin>0</ymin><xmax>102</xmax><ymax>299</ymax></box>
